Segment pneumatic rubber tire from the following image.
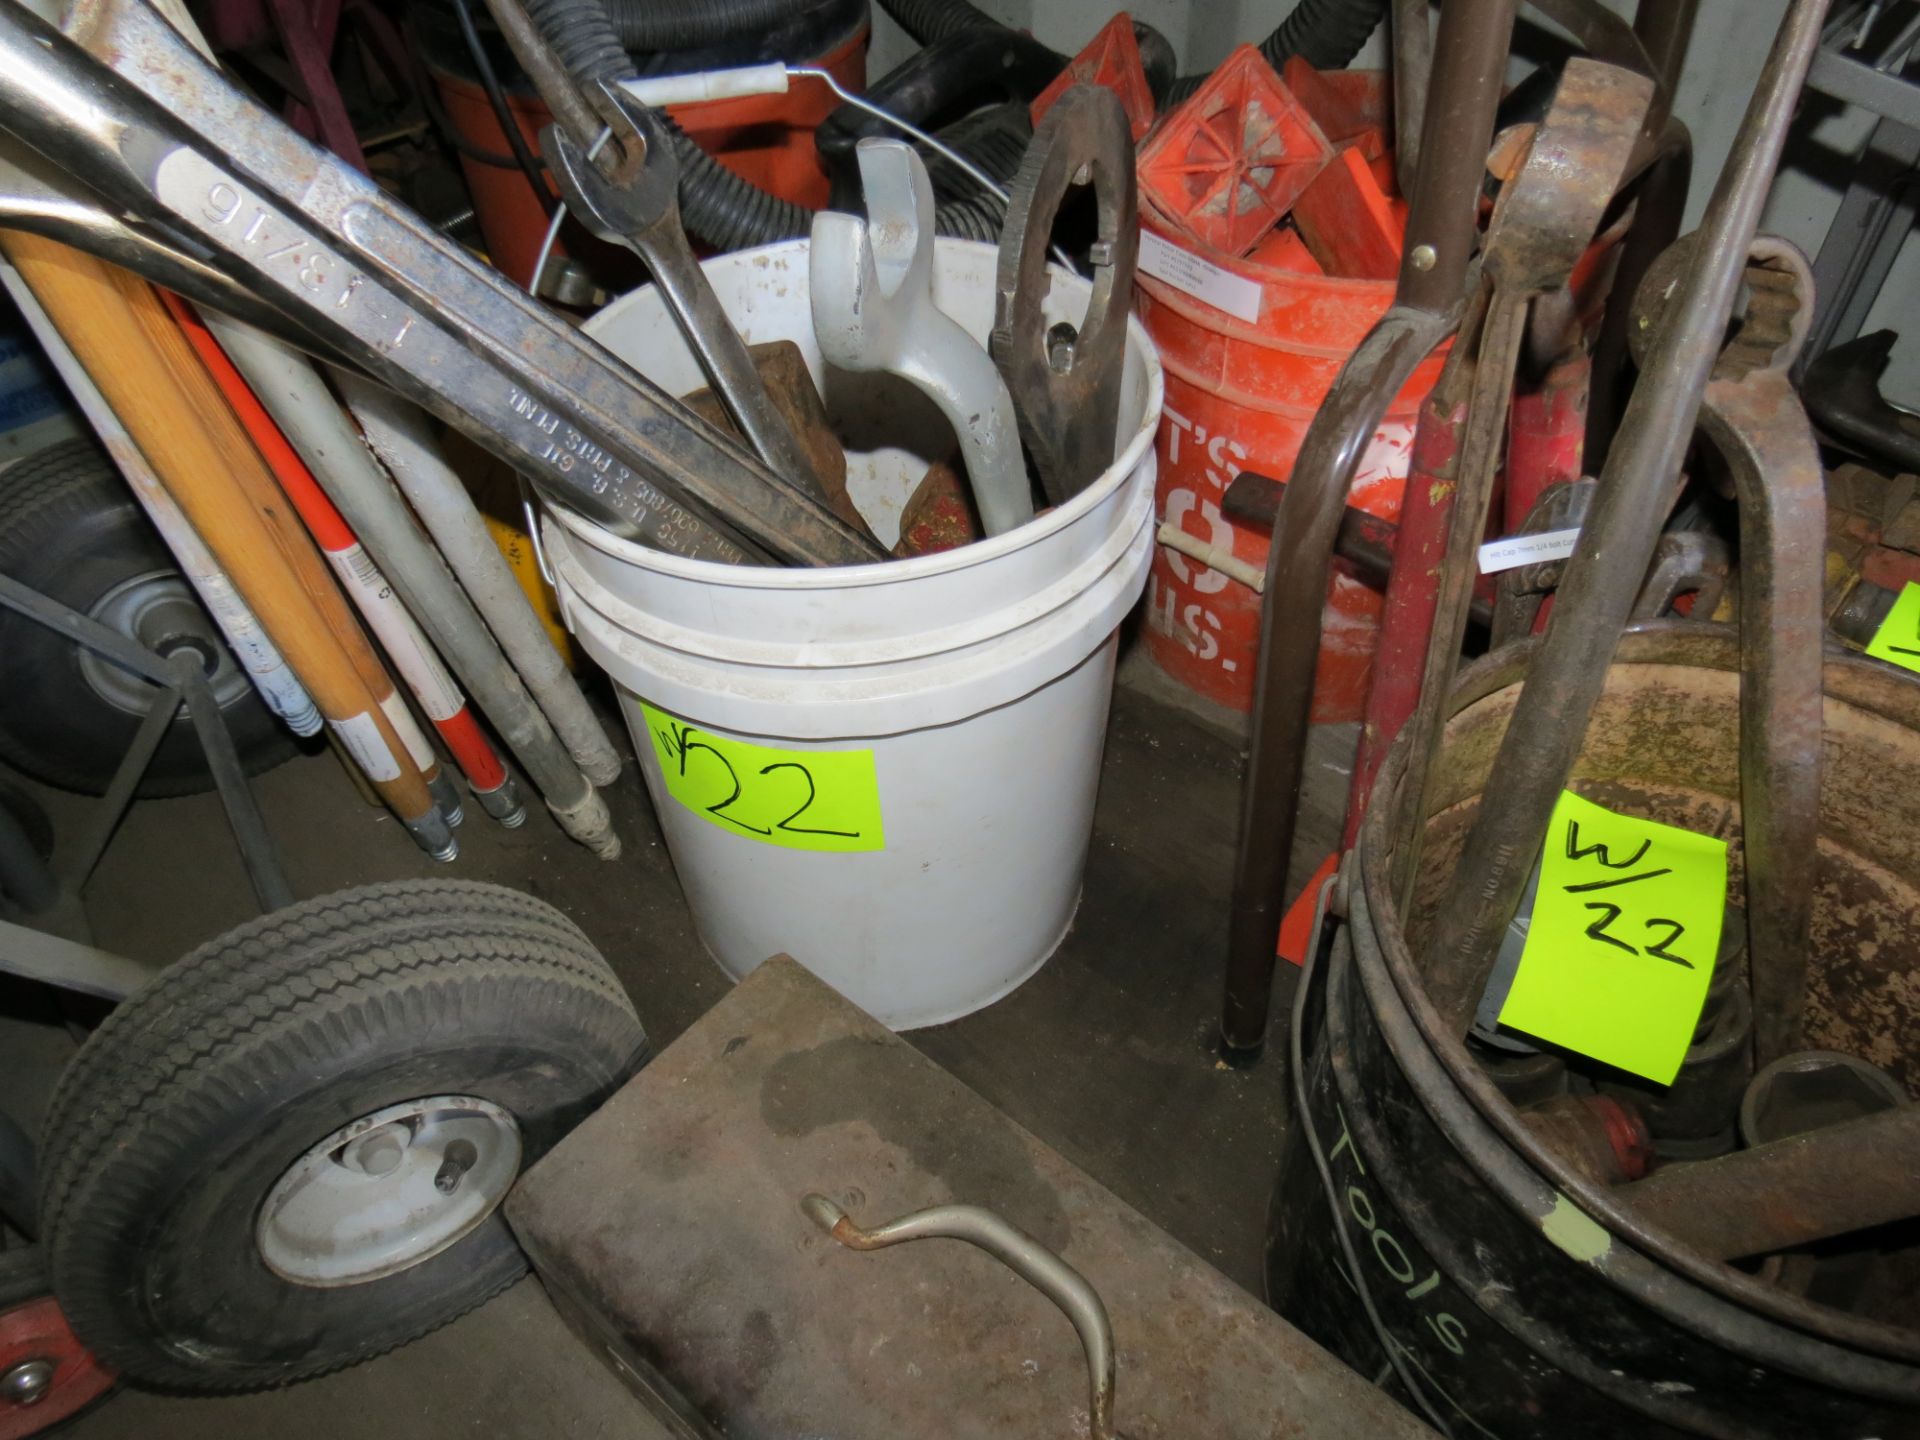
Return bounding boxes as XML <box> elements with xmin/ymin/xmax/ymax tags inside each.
<box><xmin>36</xmin><ymin>880</ymin><xmax>648</xmax><ymax>1391</ymax></box>
<box><xmin>0</xmin><ymin>438</ymin><xmax>297</xmax><ymax>797</ymax></box>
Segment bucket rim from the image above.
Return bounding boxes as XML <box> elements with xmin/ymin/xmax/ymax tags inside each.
<box><xmin>1354</xmin><ymin>618</ymin><xmax>1920</xmax><ymax>1370</ymax></box>
<box><xmin>556</xmin><ymin>502</ymin><xmax>1153</xmax><ymax>740</ymax></box>
<box><xmin>555</xmin><ymin>239</ymin><xmax>1165</xmax><ymax>589</ymax></box>
<box><xmin>550</xmin><ymin>476</ymin><xmax>1153</xmax><ymax>675</ymax></box>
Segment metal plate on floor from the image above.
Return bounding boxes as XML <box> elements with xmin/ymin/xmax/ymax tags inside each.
<box><xmin>507</xmin><ymin>957</ymin><xmax>1426</xmax><ymax>1439</ymax></box>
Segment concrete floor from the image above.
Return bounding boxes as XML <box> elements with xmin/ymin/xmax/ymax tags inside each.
<box><xmin>0</xmin><ymin>641</ymin><xmax>1352</xmax><ymax>1436</ymax></box>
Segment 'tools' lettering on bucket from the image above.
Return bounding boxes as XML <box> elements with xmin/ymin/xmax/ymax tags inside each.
<box><xmin>638</xmin><ymin>702</ymin><xmax>884</xmax><ymax>854</ymax></box>
<box><xmin>1326</xmin><ymin>1103</ymin><xmax>1471</xmax><ymax>1359</ymax></box>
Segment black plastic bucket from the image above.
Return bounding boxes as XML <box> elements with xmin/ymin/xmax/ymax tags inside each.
<box><xmin>1268</xmin><ymin>624</ymin><xmax>1920</xmax><ymax>1439</ymax></box>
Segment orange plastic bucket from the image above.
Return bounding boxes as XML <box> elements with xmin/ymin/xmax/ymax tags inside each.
<box><xmin>1136</xmin><ymin>124</ymin><xmax>1444</xmax><ymax>722</ymax></box>
<box><xmin>427</xmin><ymin>23</ymin><xmax>868</xmax><ymax>286</ymax></box>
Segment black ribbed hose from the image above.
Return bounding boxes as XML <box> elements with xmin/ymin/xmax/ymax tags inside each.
<box><xmin>523</xmin><ymin>0</ymin><xmax>1015</xmax><ymax>249</ymax></box>
<box><xmin>875</xmin><ymin>0</ymin><xmax>1005</xmax><ymax>44</ymax></box>
<box><xmin>1133</xmin><ymin>20</ymin><xmax>1178</xmax><ymax>105</ymax></box>
<box><xmin>1165</xmin><ymin>0</ymin><xmax>1388</xmax><ymax>102</ymax></box>
<box><xmin>603</xmin><ymin>0</ymin><xmax>826</xmax><ymax>52</ymax></box>
<box><xmin>874</xmin><ymin>0</ymin><xmax>1383</xmax><ymax>111</ymax></box>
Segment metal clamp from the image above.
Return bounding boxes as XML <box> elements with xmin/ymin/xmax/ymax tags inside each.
<box><xmin>990</xmin><ymin>84</ymin><xmax>1138</xmax><ymax>508</ymax></box>
<box><xmin>802</xmin><ymin>1194</ymin><xmax>1123</xmax><ymax>1440</ymax></box>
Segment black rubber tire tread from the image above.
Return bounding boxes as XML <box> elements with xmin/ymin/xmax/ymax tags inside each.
<box><xmin>0</xmin><ymin>1241</ymin><xmax>48</xmax><ymax>1309</ymax></box>
<box><xmin>38</xmin><ymin>879</ymin><xmax>646</xmax><ymax>1391</ymax></box>
<box><xmin>0</xmin><ymin>780</ymin><xmax>54</xmax><ymax>862</ymax></box>
<box><xmin>38</xmin><ymin>879</ymin><xmax>627</xmax><ymax>1214</ymax></box>
<box><xmin>0</xmin><ymin>439</ymin><xmax>297</xmax><ymax>797</ymax></box>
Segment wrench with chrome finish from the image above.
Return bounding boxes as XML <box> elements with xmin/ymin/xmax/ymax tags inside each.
<box><xmin>0</xmin><ymin>135</ymin><xmax>315</xmax><ymax>353</ymax></box>
<box><xmin>0</xmin><ymin>0</ymin><xmax>883</xmax><ymax>569</ymax></box>
<box><xmin>546</xmin><ymin>83</ymin><xmax>835</xmax><ymax>503</ymax></box>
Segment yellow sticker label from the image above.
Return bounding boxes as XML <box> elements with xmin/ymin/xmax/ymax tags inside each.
<box><xmin>1498</xmin><ymin>791</ymin><xmax>1727</xmax><ymax>1084</ymax></box>
<box><xmin>1867</xmin><ymin>581</ymin><xmax>1920</xmax><ymax>674</ymax></box>
<box><xmin>638</xmin><ymin>702</ymin><xmax>883</xmax><ymax>853</ymax></box>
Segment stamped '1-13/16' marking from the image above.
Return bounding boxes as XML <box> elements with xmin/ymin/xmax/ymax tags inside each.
<box><xmin>197</xmin><ymin>175</ymin><xmax>415</xmax><ymax>350</ymax></box>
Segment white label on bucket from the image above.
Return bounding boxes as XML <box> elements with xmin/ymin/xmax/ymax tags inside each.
<box><xmin>638</xmin><ymin>702</ymin><xmax>884</xmax><ymax>853</ymax></box>
<box><xmin>1139</xmin><ymin>231</ymin><xmax>1263</xmax><ymax>324</ymax></box>
<box><xmin>1477</xmin><ymin>527</ymin><xmax>1581</xmax><ymax>575</ymax></box>
<box><xmin>330</xmin><ymin>710</ymin><xmax>402</xmax><ymax>782</ymax></box>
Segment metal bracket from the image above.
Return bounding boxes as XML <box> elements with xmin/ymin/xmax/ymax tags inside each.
<box><xmin>0</xmin><ymin>571</ymin><xmax>291</xmax><ymax>917</ymax></box>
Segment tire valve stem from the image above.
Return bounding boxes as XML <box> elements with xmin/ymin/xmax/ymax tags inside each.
<box><xmin>434</xmin><ymin>1139</ymin><xmax>478</xmax><ymax>1195</ymax></box>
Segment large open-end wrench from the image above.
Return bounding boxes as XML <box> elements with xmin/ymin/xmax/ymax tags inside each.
<box><xmin>1389</xmin><ymin>58</ymin><xmax>1655</xmax><ymax>910</ymax></box>
<box><xmin>0</xmin><ymin>0</ymin><xmax>883</xmax><ymax>569</ymax></box>
<box><xmin>810</xmin><ymin>139</ymin><xmax>1033</xmax><ymax>537</ymax></box>
<box><xmin>0</xmin><ymin>135</ymin><xmax>310</xmax><ymax>351</ymax></box>
<box><xmin>1418</xmin><ymin>0</ymin><xmax>1835</xmax><ymax>1036</ymax></box>
<box><xmin>1629</xmin><ymin>234</ymin><xmax>1826</xmax><ymax>1066</ymax></box>
<box><xmin>546</xmin><ymin>82</ymin><xmax>835</xmax><ymax>502</ymax></box>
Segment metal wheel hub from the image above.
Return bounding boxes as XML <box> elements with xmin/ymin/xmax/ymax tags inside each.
<box><xmin>77</xmin><ymin>569</ymin><xmax>248</xmax><ymax>716</ymax></box>
<box><xmin>1</xmin><ymin>1356</ymin><xmax>52</xmax><ymax>1406</ymax></box>
<box><xmin>257</xmin><ymin>1096</ymin><xmax>521</xmax><ymax>1287</ymax></box>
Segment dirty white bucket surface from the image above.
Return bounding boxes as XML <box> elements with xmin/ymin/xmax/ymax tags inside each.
<box><xmin>549</xmin><ymin>238</ymin><xmax>1163</xmax><ymax>1029</ymax></box>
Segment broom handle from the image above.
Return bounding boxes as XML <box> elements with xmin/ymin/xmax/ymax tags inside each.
<box><xmin>3</xmin><ymin>233</ymin><xmax>453</xmax><ymax>859</ymax></box>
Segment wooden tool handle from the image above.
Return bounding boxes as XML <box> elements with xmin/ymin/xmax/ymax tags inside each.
<box><xmin>2</xmin><ymin>232</ymin><xmax>434</xmax><ymax>822</ymax></box>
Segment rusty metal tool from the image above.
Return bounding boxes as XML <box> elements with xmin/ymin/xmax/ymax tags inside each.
<box><xmin>803</xmin><ymin>1194</ymin><xmax>1124</xmax><ymax>1440</ymax></box>
<box><xmin>1628</xmin><ymin>235</ymin><xmax>1828</xmax><ymax>1066</ymax></box>
<box><xmin>0</xmin><ymin>0</ymin><xmax>883</xmax><ymax>569</ymax></box>
<box><xmin>1390</xmin><ymin>0</ymin><xmax>1432</xmax><ymax>196</ymax></box>
<box><xmin>989</xmin><ymin>84</ymin><xmax>1138</xmax><ymax>508</ymax></box>
<box><xmin>812</xmin><ymin>139</ymin><xmax>1032</xmax><ymax>536</ymax></box>
<box><xmin>1390</xmin><ymin>59</ymin><xmax>1655</xmax><ymax>911</ymax></box>
<box><xmin>1418</xmin><ymin>0</ymin><xmax>1837</xmax><ymax>1036</ymax></box>
<box><xmin>1490</xmin><ymin>489</ymin><xmax>1734</xmax><ymax>645</ymax></box>
<box><xmin>1803</xmin><ymin>329</ymin><xmax>1920</xmax><ymax>475</ymax></box>
<box><xmin>544</xmin><ymin>80</ymin><xmax>837</xmax><ymax>503</ymax></box>
<box><xmin>1219</xmin><ymin>0</ymin><xmax>1519</xmax><ymax>1059</ymax></box>
<box><xmin>1620</xmin><ymin>1098</ymin><xmax>1920</xmax><ymax>1261</ymax></box>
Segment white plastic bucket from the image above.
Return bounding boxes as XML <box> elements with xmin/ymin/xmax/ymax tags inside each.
<box><xmin>547</xmin><ymin>238</ymin><xmax>1163</xmax><ymax>1029</ymax></box>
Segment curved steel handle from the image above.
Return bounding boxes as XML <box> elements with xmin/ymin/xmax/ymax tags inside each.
<box><xmin>802</xmin><ymin>1194</ymin><xmax>1120</xmax><ymax>1440</ymax></box>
